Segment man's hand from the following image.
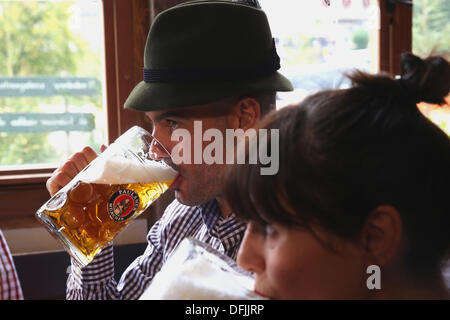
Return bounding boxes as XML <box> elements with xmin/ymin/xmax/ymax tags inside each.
<box><xmin>46</xmin><ymin>146</ymin><xmax>105</xmax><ymax>196</ymax></box>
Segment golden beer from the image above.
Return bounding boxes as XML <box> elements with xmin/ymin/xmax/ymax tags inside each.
<box><xmin>38</xmin><ymin>180</ymin><xmax>173</xmax><ymax>265</ymax></box>
<box><xmin>36</xmin><ymin>131</ymin><xmax>177</xmax><ymax>266</ymax></box>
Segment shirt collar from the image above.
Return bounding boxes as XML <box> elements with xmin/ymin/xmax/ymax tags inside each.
<box><xmin>198</xmin><ymin>199</ymin><xmax>222</xmax><ymax>231</ymax></box>
<box><xmin>198</xmin><ymin>199</ymin><xmax>247</xmax><ymax>240</ymax></box>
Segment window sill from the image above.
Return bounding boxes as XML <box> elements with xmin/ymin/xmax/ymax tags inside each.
<box><xmin>0</xmin><ymin>216</ymin><xmax>42</xmax><ymax>230</ymax></box>
<box><xmin>0</xmin><ymin>173</ymin><xmax>53</xmax><ymax>228</ymax></box>
<box><xmin>0</xmin><ymin>172</ymin><xmax>52</xmax><ymax>186</ymax></box>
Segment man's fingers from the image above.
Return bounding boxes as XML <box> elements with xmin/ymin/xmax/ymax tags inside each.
<box><xmin>67</xmin><ymin>146</ymin><xmax>99</xmax><ymax>173</ymax></box>
<box><xmin>60</xmin><ymin>160</ymin><xmax>78</xmax><ymax>179</ymax></box>
<box><xmin>46</xmin><ymin>170</ymin><xmax>73</xmax><ymax>196</ymax></box>
<box><xmin>81</xmin><ymin>146</ymin><xmax>99</xmax><ymax>163</ymax></box>
<box><xmin>46</xmin><ymin>146</ymin><xmax>100</xmax><ymax>196</ymax></box>
<box><xmin>67</xmin><ymin>152</ymin><xmax>88</xmax><ymax>172</ymax></box>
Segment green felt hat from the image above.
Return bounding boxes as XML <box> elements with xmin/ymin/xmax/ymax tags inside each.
<box><xmin>124</xmin><ymin>0</ymin><xmax>293</xmax><ymax>111</ymax></box>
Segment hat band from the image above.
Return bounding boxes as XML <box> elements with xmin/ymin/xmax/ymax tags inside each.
<box><xmin>143</xmin><ymin>39</ymin><xmax>281</xmax><ymax>83</ymax></box>
<box><xmin>143</xmin><ymin>63</ymin><xmax>278</xmax><ymax>83</ymax></box>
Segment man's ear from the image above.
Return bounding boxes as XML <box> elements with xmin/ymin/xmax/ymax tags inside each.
<box><xmin>235</xmin><ymin>97</ymin><xmax>261</xmax><ymax>130</ymax></box>
<box><xmin>360</xmin><ymin>205</ymin><xmax>403</xmax><ymax>267</ymax></box>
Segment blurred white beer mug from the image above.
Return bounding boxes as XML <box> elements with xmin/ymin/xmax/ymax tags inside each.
<box><xmin>139</xmin><ymin>238</ymin><xmax>267</xmax><ymax>300</ymax></box>
<box><xmin>36</xmin><ymin>126</ymin><xmax>177</xmax><ymax>266</ymax></box>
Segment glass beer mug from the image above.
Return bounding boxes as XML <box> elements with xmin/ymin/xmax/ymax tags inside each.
<box><xmin>36</xmin><ymin>126</ymin><xmax>177</xmax><ymax>266</ymax></box>
<box><xmin>139</xmin><ymin>238</ymin><xmax>266</xmax><ymax>300</ymax></box>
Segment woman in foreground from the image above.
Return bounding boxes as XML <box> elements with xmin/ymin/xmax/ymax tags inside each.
<box><xmin>226</xmin><ymin>53</ymin><xmax>450</xmax><ymax>299</ymax></box>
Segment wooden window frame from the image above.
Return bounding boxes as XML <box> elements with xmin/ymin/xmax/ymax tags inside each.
<box><xmin>0</xmin><ymin>0</ymin><xmax>189</xmax><ymax>229</ymax></box>
<box><xmin>0</xmin><ymin>0</ymin><xmax>411</xmax><ymax>229</ymax></box>
<box><xmin>379</xmin><ymin>0</ymin><xmax>412</xmax><ymax>75</ymax></box>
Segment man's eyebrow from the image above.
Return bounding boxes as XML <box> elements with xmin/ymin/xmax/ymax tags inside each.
<box><xmin>153</xmin><ymin>112</ymin><xmax>189</xmax><ymax>123</ymax></box>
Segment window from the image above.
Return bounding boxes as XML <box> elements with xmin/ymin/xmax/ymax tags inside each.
<box><xmin>0</xmin><ymin>0</ymin><xmax>156</xmax><ymax>228</ymax></box>
<box><xmin>0</xmin><ymin>0</ymin><xmax>106</xmax><ymax>168</ymax></box>
<box><xmin>260</xmin><ymin>0</ymin><xmax>380</xmax><ymax>107</ymax></box>
<box><xmin>413</xmin><ymin>0</ymin><xmax>450</xmax><ymax>136</ymax></box>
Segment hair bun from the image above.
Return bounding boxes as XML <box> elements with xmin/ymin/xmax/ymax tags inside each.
<box><xmin>400</xmin><ymin>53</ymin><xmax>450</xmax><ymax>105</ymax></box>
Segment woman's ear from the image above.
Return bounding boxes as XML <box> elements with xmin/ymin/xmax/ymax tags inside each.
<box><xmin>360</xmin><ymin>205</ymin><xmax>403</xmax><ymax>267</ymax></box>
<box><xmin>235</xmin><ymin>97</ymin><xmax>261</xmax><ymax>130</ymax></box>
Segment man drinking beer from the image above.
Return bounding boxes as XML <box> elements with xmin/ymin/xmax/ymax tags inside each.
<box><xmin>46</xmin><ymin>0</ymin><xmax>292</xmax><ymax>299</ymax></box>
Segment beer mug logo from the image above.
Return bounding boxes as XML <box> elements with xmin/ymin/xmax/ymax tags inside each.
<box><xmin>108</xmin><ymin>189</ymin><xmax>140</xmax><ymax>222</ymax></box>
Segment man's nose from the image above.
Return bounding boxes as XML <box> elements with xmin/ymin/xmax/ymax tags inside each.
<box><xmin>237</xmin><ymin>226</ymin><xmax>265</xmax><ymax>274</ymax></box>
<box><xmin>149</xmin><ymin>138</ymin><xmax>170</xmax><ymax>161</ymax></box>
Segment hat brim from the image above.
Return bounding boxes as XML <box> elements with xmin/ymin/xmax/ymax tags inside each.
<box><xmin>124</xmin><ymin>71</ymin><xmax>293</xmax><ymax>111</ymax></box>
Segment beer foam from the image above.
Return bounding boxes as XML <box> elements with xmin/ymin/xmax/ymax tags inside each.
<box><xmin>140</xmin><ymin>255</ymin><xmax>262</xmax><ymax>300</ymax></box>
<box><xmin>139</xmin><ymin>239</ymin><xmax>265</xmax><ymax>300</ymax></box>
<box><xmin>83</xmin><ymin>157</ymin><xmax>177</xmax><ymax>184</ymax></box>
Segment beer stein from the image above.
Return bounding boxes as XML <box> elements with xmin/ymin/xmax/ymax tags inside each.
<box><xmin>139</xmin><ymin>238</ymin><xmax>266</xmax><ymax>300</ymax></box>
<box><xmin>36</xmin><ymin>126</ymin><xmax>177</xmax><ymax>266</ymax></box>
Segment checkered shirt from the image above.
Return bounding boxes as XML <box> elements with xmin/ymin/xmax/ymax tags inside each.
<box><xmin>0</xmin><ymin>230</ymin><xmax>23</xmax><ymax>300</ymax></box>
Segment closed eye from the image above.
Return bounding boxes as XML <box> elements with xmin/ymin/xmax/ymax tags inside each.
<box><xmin>249</xmin><ymin>220</ymin><xmax>277</xmax><ymax>239</ymax></box>
<box><xmin>165</xmin><ymin>119</ymin><xmax>179</xmax><ymax>130</ymax></box>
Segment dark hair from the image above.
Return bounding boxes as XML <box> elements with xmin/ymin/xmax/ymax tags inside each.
<box><xmin>225</xmin><ymin>53</ymin><xmax>450</xmax><ymax>276</ymax></box>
